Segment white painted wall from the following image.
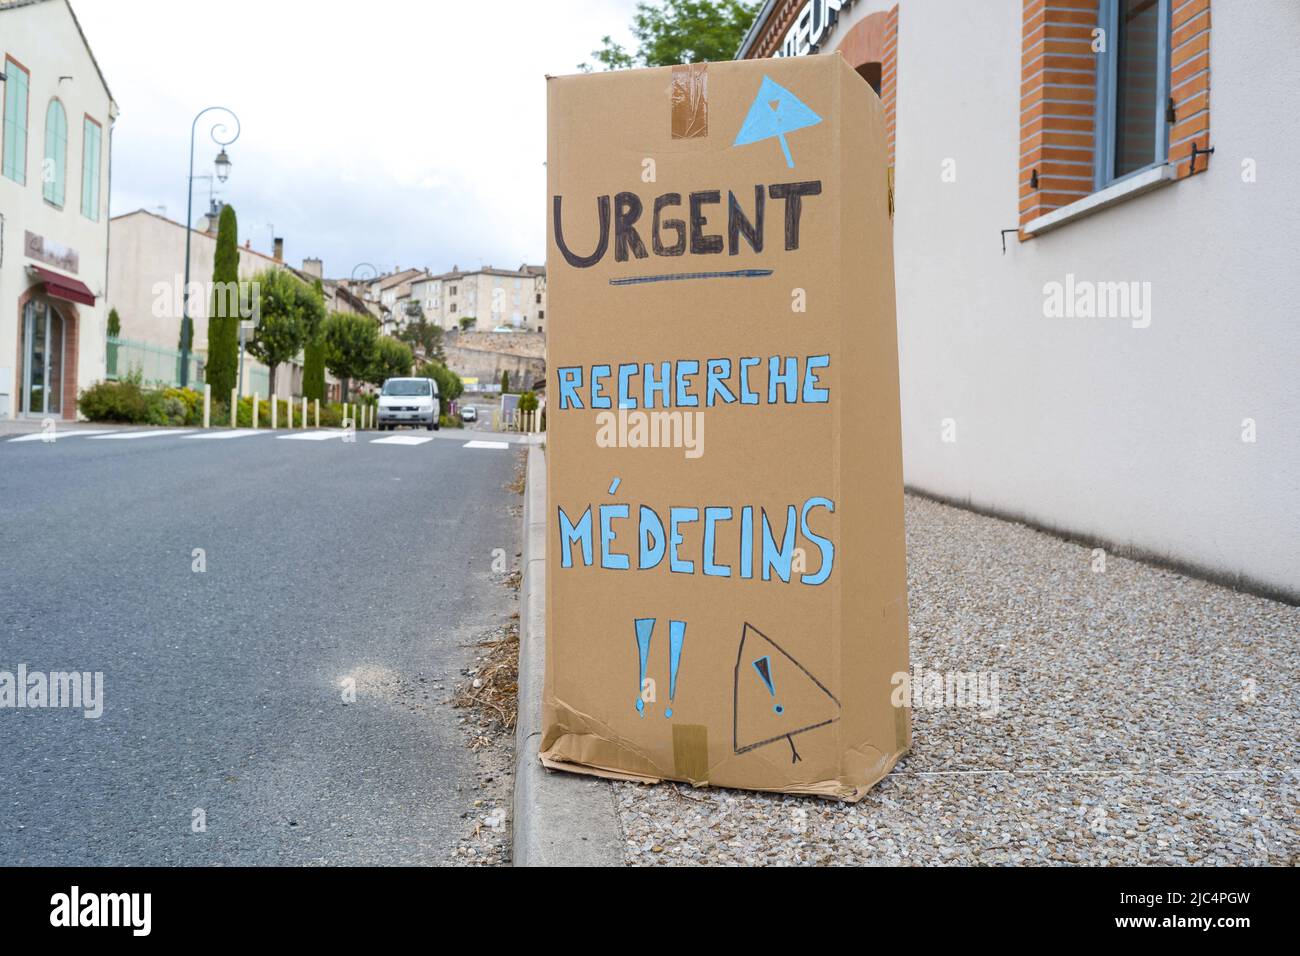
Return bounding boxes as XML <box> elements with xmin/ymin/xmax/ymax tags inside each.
<box><xmin>108</xmin><ymin>210</ymin><xmax>308</xmax><ymax>398</ymax></box>
<box><xmin>794</xmin><ymin>0</ymin><xmax>1300</xmax><ymax>594</ymax></box>
<box><xmin>883</xmin><ymin>0</ymin><xmax>1300</xmax><ymax>596</ymax></box>
<box><xmin>0</xmin><ymin>0</ymin><xmax>115</xmax><ymax>419</ymax></box>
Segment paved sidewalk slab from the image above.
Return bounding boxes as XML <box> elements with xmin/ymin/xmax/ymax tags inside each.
<box><xmin>513</xmin><ymin>444</ymin><xmax>625</xmax><ymax>867</ymax></box>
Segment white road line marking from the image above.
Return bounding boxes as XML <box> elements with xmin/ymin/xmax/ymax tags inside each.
<box><xmin>277</xmin><ymin>431</ymin><xmax>344</xmax><ymax>441</ymax></box>
<box><xmin>371</xmin><ymin>435</ymin><xmax>435</xmax><ymax>446</ymax></box>
<box><xmin>462</xmin><ymin>440</ymin><xmax>510</xmax><ymax>449</ymax></box>
<box><xmin>88</xmin><ymin>429</ymin><xmax>198</xmax><ymax>440</ymax></box>
<box><xmin>6</xmin><ymin>429</ymin><xmax>120</xmax><ymax>443</ymax></box>
<box><xmin>182</xmin><ymin>429</ymin><xmax>265</xmax><ymax>439</ymax></box>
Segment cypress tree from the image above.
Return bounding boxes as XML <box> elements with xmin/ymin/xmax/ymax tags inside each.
<box><xmin>205</xmin><ymin>204</ymin><xmax>241</xmax><ymax>399</ymax></box>
<box><xmin>302</xmin><ymin>279</ymin><xmax>327</xmax><ymax>402</ymax></box>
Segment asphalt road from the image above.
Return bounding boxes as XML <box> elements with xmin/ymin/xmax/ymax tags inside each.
<box><xmin>0</xmin><ymin>426</ymin><xmax>520</xmax><ymax>865</ymax></box>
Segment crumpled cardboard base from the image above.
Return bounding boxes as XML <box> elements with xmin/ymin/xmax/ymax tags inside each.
<box><xmin>539</xmin><ymin>726</ymin><xmax>910</xmax><ymax>802</ymax></box>
<box><xmin>539</xmin><ymin>752</ymin><xmax>661</xmax><ymax>785</ymax></box>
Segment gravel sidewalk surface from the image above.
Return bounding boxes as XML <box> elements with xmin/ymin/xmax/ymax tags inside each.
<box><xmin>614</xmin><ymin>494</ymin><xmax>1298</xmax><ymax>866</ymax></box>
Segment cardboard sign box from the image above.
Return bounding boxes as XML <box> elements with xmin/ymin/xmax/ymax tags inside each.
<box><xmin>542</xmin><ymin>54</ymin><xmax>908</xmax><ymax>800</ymax></box>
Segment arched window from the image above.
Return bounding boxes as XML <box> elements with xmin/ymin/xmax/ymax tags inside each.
<box><xmin>43</xmin><ymin>99</ymin><xmax>68</xmax><ymax>207</ymax></box>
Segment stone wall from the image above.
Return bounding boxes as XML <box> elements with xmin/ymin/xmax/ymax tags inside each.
<box><xmin>444</xmin><ymin>330</ymin><xmax>546</xmax><ymax>391</ymax></box>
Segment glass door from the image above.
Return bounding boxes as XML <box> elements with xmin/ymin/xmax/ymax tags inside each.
<box><xmin>21</xmin><ymin>299</ymin><xmax>65</xmax><ymax>416</ymax></box>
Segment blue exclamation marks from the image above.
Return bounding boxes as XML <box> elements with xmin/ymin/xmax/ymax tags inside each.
<box><xmin>634</xmin><ymin>618</ymin><xmax>655</xmax><ymax>717</ymax></box>
<box><xmin>753</xmin><ymin>655</ymin><xmax>783</xmax><ymax>714</ymax></box>
<box><xmin>665</xmin><ymin>621</ymin><xmax>685</xmax><ymax>718</ymax></box>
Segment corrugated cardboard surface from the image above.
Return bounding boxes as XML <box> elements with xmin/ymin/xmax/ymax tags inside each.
<box><xmin>543</xmin><ymin>55</ymin><xmax>908</xmax><ymax>801</ymax></box>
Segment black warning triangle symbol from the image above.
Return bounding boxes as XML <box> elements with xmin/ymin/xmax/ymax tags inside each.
<box><xmin>733</xmin><ymin>622</ymin><xmax>841</xmax><ymax>761</ymax></box>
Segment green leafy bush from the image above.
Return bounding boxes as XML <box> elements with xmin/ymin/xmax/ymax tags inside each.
<box><xmin>162</xmin><ymin>387</ymin><xmax>204</xmax><ymax>425</ymax></box>
<box><xmin>78</xmin><ymin>378</ymin><xmax>151</xmax><ymax>423</ymax></box>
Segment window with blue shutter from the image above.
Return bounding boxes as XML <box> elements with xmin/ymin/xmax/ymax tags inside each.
<box><xmin>81</xmin><ymin>115</ymin><xmax>101</xmax><ymax>220</ymax></box>
<box><xmin>44</xmin><ymin>99</ymin><xmax>67</xmax><ymax>206</ymax></box>
<box><xmin>3</xmin><ymin>56</ymin><xmax>29</xmax><ymax>184</ymax></box>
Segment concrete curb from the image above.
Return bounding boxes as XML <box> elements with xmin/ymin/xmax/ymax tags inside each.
<box><xmin>513</xmin><ymin>443</ymin><xmax>625</xmax><ymax>866</ymax></box>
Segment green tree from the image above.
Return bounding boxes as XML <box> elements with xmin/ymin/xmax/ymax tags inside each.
<box><xmin>106</xmin><ymin>308</ymin><xmax>121</xmax><ymax>338</ymax></box>
<box><xmin>458</xmin><ymin>315</ymin><xmax>476</xmax><ymax>331</ymax></box>
<box><xmin>322</xmin><ymin>311</ymin><xmax>379</xmax><ymax>401</ymax></box>
<box><xmin>365</xmin><ymin>336</ymin><xmax>415</xmax><ymax>387</ymax></box>
<box><xmin>204</xmin><ymin>204</ymin><xmax>241</xmax><ymax>400</ymax></box>
<box><xmin>302</xmin><ymin>279</ymin><xmax>328</xmax><ymax>402</ymax></box>
<box><xmin>580</xmin><ymin>0</ymin><xmax>759</xmax><ymax>70</ymax></box>
<box><xmin>247</xmin><ymin>268</ymin><xmax>317</xmax><ymax>398</ymax></box>
<box><xmin>416</xmin><ymin>360</ymin><xmax>463</xmax><ymax>416</ymax></box>
<box><xmin>500</xmin><ymin>370</ymin><xmax>511</xmax><ymax>394</ymax></box>
<box><xmin>397</xmin><ymin>316</ymin><xmax>445</xmax><ymax>363</ymax></box>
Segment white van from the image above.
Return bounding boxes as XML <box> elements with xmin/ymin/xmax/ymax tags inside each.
<box><xmin>377</xmin><ymin>377</ymin><xmax>439</xmax><ymax>430</ymax></box>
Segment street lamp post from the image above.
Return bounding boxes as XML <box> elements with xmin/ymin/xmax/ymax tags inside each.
<box><xmin>350</xmin><ymin>262</ymin><xmax>378</xmax><ymax>290</ymax></box>
<box><xmin>237</xmin><ymin>319</ymin><xmax>255</xmax><ymax>398</ymax></box>
<box><xmin>179</xmin><ymin>106</ymin><xmax>241</xmax><ymax>389</ymax></box>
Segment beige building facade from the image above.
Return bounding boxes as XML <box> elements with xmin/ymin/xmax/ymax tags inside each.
<box><xmin>108</xmin><ymin>209</ymin><xmax>355</xmax><ymax>399</ymax></box>
<box><xmin>413</xmin><ymin>264</ymin><xmax>546</xmax><ymax>333</ymax></box>
<box><xmin>0</xmin><ymin>0</ymin><xmax>117</xmax><ymax>420</ymax></box>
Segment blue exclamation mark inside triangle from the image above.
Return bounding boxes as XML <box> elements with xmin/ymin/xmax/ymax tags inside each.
<box><xmin>753</xmin><ymin>655</ymin><xmax>784</xmax><ymax>714</ymax></box>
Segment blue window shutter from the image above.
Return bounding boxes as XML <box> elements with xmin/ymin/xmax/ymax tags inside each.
<box><xmin>3</xmin><ymin>61</ymin><xmax>29</xmax><ymax>184</ymax></box>
<box><xmin>82</xmin><ymin>117</ymin><xmax>101</xmax><ymax>220</ymax></box>
<box><xmin>44</xmin><ymin>99</ymin><xmax>67</xmax><ymax>206</ymax></box>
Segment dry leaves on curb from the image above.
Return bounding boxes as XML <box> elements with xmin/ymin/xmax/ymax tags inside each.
<box><xmin>452</xmin><ymin>613</ymin><xmax>520</xmax><ymax>735</ymax></box>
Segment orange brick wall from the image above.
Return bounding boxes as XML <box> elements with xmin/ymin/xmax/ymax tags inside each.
<box><xmin>833</xmin><ymin>6</ymin><xmax>900</xmax><ymax>166</ymax></box>
<box><xmin>1021</xmin><ymin>0</ymin><xmax>1212</xmax><ymax>233</ymax></box>
<box><xmin>1168</xmin><ymin>0</ymin><xmax>1212</xmax><ymax>177</ymax></box>
<box><xmin>61</xmin><ymin>305</ymin><xmax>80</xmax><ymax>418</ymax></box>
<box><xmin>1019</xmin><ymin>0</ymin><xmax>1100</xmax><ymax>230</ymax></box>
<box><xmin>745</xmin><ymin>0</ymin><xmax>804</xmax><ymax>58</ymax></box>
<box><xmin>880</xmin><ymin>5</ymin><xmax>899</xmax><ymax>166</ymax></box>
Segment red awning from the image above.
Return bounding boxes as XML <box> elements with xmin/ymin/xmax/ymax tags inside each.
<box><xmin>28</xmin><ymin>265</ymin><xmax>97</xmax><ymax>307</ymax></box>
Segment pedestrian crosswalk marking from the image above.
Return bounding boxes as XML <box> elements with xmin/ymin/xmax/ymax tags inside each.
<box><xmin>6</xmin><ymin>429</ymin><xmax>120</xmax><ymax>443</ymax></box>
<box><xmin>6</xmin><ymin>427</ymin><xmax>513</xmax><ymax>449</ymax></box>
<box><xmin>182</xmin><ymin>429</ymin><xmax>264</xmax><ymax>440</ymax></box>
<box><xmin>88</xmin><ymin>429</ymin><xmax>198</xmax><ymax>440</ymax></box>
<box><xmin>371</xmin><ymin>435</ymin><xmax>435</xmax><ymax>446</ymax></box>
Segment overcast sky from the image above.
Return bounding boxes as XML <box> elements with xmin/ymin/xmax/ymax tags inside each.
<box><xmin>73</xmin><ymin>0</ymin><xmax>638</xmax><ymax>278</ymax></box>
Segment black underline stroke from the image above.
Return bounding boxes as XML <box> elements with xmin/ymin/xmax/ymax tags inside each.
<box><xmin>609</xmin><ymin>269</ymin><xmax>774</xmax><ymax>286</ymax></box>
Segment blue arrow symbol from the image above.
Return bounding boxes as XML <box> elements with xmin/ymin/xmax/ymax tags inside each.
<box><xmin>733</xmin><ymin>75</ymin><xmax>823</xmax><ymax>169</ymax></box>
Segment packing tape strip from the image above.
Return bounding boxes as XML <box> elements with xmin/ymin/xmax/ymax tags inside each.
<box><xmin>672</xmin><ymin>724</ymin><xmax>709</xmax><ymax>783</ymax></box>
<box><xmin>671</xmin><ymin>64</ymin><xmax>709</xmax><ymax>140</ymax></box>
<box><xmin>894</xmin><ymin>700</ymin><xmax>910</xmax><ymax>754</ymax></box>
